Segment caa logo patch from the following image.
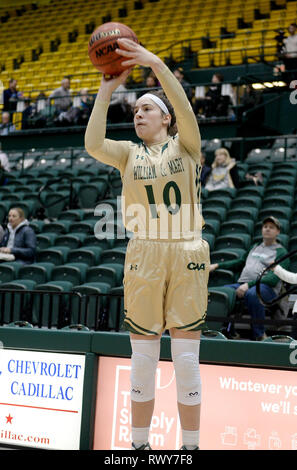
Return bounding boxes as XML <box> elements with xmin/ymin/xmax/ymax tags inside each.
<box><xmin>187</xmin><ymin>262</ymin><xmax>206</xmax><ymax>271</ymax></box>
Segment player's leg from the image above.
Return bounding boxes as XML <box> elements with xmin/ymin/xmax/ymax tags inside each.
<box><xmin>170</xmin><ymin>328</ymin><xmax>202</xmax><ymax>450</ymax></box>
<box><xmin>130</xmin><ymin>332</ymin><xmax>161</xmax><ymax>450</ymax></box>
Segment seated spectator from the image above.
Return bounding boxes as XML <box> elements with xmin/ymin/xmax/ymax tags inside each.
<box><xmin>200</xmin><ymin>151</ymin><xmax>211</xmax><ymax>186</ymax></box>
<box><xmin>49</xmin><ymin>77</ymin><xmax>79</xmax><ymax>125</ymax></box>
<box><xmin>205</xmin><ymin>147</ymin><xmax>263</xmax><ymax>191</ymax></box>
<box><xmin>75</xmin><ymin>88</ymin><xmax>94</xmax><ymax>125</ymax></box>
<box><xmin>3</xmin><ymin>78</ymin><xmax>23</xmax><ymax>112</ymax></box>
<box><xmin>173</xmin><ymin>67</ymin><xmax>193</xmax><ymax>102</ymax></box>
<box><xmin>0</xmin><ymin>112</ymin><xmax>16</xmax><ymax>135</ymax></box>
<box><xmin>239</xmin><ymin>84</ymin><xmax>263</xmax><ymax>122</ymax></box>
<box><xmin>271</xmin><ymin>262</ymin><xmax>297</xmax><ymax>339</ymax></box>
<box><xmin>0</xmin><ymin>207</ymin><xmax>36</xmax><ymax>264</ymax></box>
<box><xmin>282</xmin><ymin>23</ymin><xmax>297</xmax><ymax>82</ymax></box>
<box><xmin>205</xmin><ymin>147</ymin><xmax>238</xmax><ymax>191</ymax></box>
<box><xmin>209</xmin><ymin>216</ymin><xmax>289</xmax><ymax>340</ymax></box>
<box><xmin>194</xmin><ymin>73</ymin><xmax>234</xmax><ymax>118</ymax></box>
<box><xmin>107</xmin><ymin>78</ymin><xmax>136</xmax><ymax>123</ymax></box>
<box><xmin>0</xmin><ymin>149</ymin><xmax>10</xmax><ymax>173</ymax></box>
<box><xmin>22</xmin><ymin>98</ymin><xmax>36</xmax><ymax>129</ymax></box>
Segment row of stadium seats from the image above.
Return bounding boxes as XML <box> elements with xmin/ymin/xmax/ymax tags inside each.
<box><xmin>1</xmin><ymin>0</ymin><xmax>296</xmax><ymax>94</ymax></box>
<box><xmin>0</xmin><ymin>145</ymin><xmax>296</xmax><ymax>333</ymax></box>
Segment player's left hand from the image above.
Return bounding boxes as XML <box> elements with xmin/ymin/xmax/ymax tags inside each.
<box><xmin>116</xmin><ymin>38</ymin><xmax>159</xmax><ymax>68</ymax></box>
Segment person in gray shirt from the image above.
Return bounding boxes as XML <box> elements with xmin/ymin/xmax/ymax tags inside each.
<box><xmin>210</xmin><ymin>216</ymin><xmax>290</xmax><ymax>340</ymax></box>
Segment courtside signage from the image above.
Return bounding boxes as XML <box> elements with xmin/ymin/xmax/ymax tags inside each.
<box><xmin>93</xmin><ymin>357</ymin><xmax>297</xmax><ymax>450</ymax></box>
<box><xmin>0</xmin><ymin>349</ymin><xmax>85</xmax><ymax>449</ymax></box>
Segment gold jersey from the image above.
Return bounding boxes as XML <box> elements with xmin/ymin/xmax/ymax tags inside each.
<box><xmin>85</xmin><ymin>65</ymin><xmax>203</xmax><ymax>241</ymax></box>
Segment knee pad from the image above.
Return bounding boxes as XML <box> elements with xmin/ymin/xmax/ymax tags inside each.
<box><xmin>130</xmin><ymin>339</ymin><xmax>160</xmax><ymax>402</ymax></box>
<box><xmin>171</xmin><ymin>338</ymin><xmax>201</xmax><ymax>406</ymax></box>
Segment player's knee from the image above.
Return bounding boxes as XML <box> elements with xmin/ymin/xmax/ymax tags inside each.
<box><xmin>130</xmin><ymin>339</ymin><xmax>160</xmax><ymax>402</ymax></box>
<box><xmin>171</xmin><ymin>338</ymin><xmax>201</xmax><ymax>406</ymax></box>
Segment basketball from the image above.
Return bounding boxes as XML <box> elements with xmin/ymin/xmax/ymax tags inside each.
<box><xmin>88</xmin><ymin>22</ymin><xmax>138</xmax><ymax>75</ymax></box>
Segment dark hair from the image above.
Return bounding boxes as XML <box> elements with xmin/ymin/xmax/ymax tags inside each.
<box><xmin>147</xmin><ymin>90</ymin><xmax>177</xmax><ymax>136</ymax></box>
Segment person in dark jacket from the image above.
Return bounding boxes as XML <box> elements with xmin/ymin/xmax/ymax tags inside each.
<box><xmin>0</xmin><ymin>207</ymin><xmax>36</xmax><ymax>264</ymax></box>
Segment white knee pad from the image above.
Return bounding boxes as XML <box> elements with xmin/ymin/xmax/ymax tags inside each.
<box><xmin>171</xmin><ymin>338</ymin><xmax>201</xmax><ymax>406</ymax></box>
<box><xmin>130</xmin><ymin>339</ymin><xmax>160</xmax><ymax>402</ymax></box>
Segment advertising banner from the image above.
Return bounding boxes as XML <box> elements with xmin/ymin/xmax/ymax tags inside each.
<box><xmin>0</xmin><ymin>349</ymin><xmax>86</xmax><ymax>449</ymax></box>
<box><xmin>93</xmin><ymin>357</ymin><xmax>297</xmax><ymax>450</ymax></box>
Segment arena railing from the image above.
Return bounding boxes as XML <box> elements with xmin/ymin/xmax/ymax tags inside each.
<box><xmin>0</xmin><ymin>287</ymin><xmax>296</xmax><ymax>336</ymax></box>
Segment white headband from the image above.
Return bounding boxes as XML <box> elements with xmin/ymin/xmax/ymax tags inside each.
<box><xmin>141</xmin><ymin>93</ymin><xmax>169</xmax><ymax>114</ymax></box>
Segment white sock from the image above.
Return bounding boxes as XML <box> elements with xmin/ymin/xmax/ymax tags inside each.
<box><xmin>132</xmin><ymin>427</ymin><xmax>150</xmax><ymax>448</ymax></box>
<box><xmin>182</xmin><ymin>429</ymin><xmax>200</xmax><ymax>449</ymax></box>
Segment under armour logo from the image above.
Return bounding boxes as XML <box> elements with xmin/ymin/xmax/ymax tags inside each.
<box><xmin>130</xmin><ymin>264</ymin><xmax>138</xmax><ymax>271</ymax></box>
<box><xmin>189</xmin><ymin>391</ymin><xmax>200</xmax><ymax>397</ymax></box>
<box><xmin>131</xmin><ymin>388</ymin><xmax>141</xmax><ymax>394</ymax></box>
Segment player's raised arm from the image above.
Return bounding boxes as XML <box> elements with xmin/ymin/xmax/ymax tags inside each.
<box><xmin>116</xmin><ymin>38</ymin><xmax>201</xmax><ymax>160</ymax></box>
<box><xmin>84</xmin><ymin>69</ymin><xmax>131</xmax><ymax>172</ymax></box>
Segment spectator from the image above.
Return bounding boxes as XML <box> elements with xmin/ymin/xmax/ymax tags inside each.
<box><xmin>194</xmin><ymin>73</ymin><xmax>233</xmax><ymax>118</ymax></box>
<box><xmin>145</xmin><ymin>74</ymin><xmax>159</xmax><ymax>88</ymax></box>
<box><xmin>49</xmin><ymin>77</ymin><xmax>79</xmax><ymax>125</ymax></box>
<box><xmin>173</xmin><ymin>67</ymin><xmax>193</xmax><ymax>102</ymax></box>
<box><xmin>0</xmin><ymin>207</ymin><xmax>36</xmax><ymax>264</ymax></box>
<box><xmin>205</xmin><ymin>147</ymin><xmax>263</xmax><ymax>190</ymax></box>
<box><xmin>239</xmin><ymin>84</ymin><xmax>264</xmax><ymax>122</ymax></box>
<box><xmin>22</xmin><ymin>98</ymin><xmax>36</xmax><ymax>129</ymax></box>
<box><xmin>0</xmin><ymin>149</ymin><xmax>10</xmax><ymax>172</ymax></box>
<box><xmin>76</xmin><ymin>88</ymin><xmax>94</xmax><ymax>125</ymax></box>
<box><xmin>107</xmin><ymin>78</ymin><xmax>136</xmax><ymax>123</ymax></box>
<box><xmin>0</xmin><ymin>112</ymin><xmax>16</xmax><ymax>135</ymax></box>
<box><xmin>200</xmin><ymin>151</ymin><xmax>211</xmax><ymax>186</ymax></box>
<box><xmin>209</xmin><ymin>216</ymin><xmax>289</xmax><ymax>340</ymax></box>
<box><xmin>283</xmin><ymin>23</ymin><xmax>297</xmax><ymax>81</ymax></box>
<box><xmin>205</xmin><ymin>147</ymin><xmax>238</xmax><ymax>191</ymax></box>
<box><xmin>3</xmin><ymin>78</ymin><xmax>23</xmax><ymax>112</ymax></box>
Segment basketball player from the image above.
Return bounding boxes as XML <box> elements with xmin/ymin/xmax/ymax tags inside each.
<box><xmin>85</xmin><ymin>38</ymin><xmax>210</xmax><ymax>450</ymax></box>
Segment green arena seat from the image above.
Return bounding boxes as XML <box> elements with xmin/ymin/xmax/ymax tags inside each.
<box><xmin>58</xmin><ymin>209</ymin><xmax>86</xmax><ymax>221</ymax></box>
<box><xmin>32</xmin><ymin>281</ymin><xmax>73</xmax><ymax>327</ymax></box>
<box><xmin>51</xmin><ymin>263</ymin><xmax>88</xmax><ymax>285</ymax></box>
<box><xmin>78</xmin><ymin>182</ymin><xmax>108</xmax><ymax>209</ymax></box>
<box><xmin>203</xmin><ymin>219</ymin><xmax>221</xmax><ymax>236</ymax></box>
<box><xmin>230</xmin><ymin>195</ymin><xmax>262</xmax><ymax>210</ymax></box>
<box><xmin>86</xmin><ymin>266</ymin><xmax>118</xmax><ymax>288</ymax></box>
<box><xmin>100</xmin><ymin>248</ymin><xmax>126</xmax><ymax>265</ymax></box>
<box><xmin>207</xmin><ymin>286</ymin><xmax>236</xmax><ymax>331</ymax></box>
<box><xmin>259</xmin><ymin>207</ymin><xmax>292</xmax><ymax>221</ymax></box>
<box><xmin>0</xmin><ymin>280</ymin><xmax>36</xmax><ymax>324</ymax></box>
<box><xmin>202</xmin><ymin>233</ymin><xmax>215</xmax><ymax>250</ymax></box>
<box><xmin>18</xmin><ymin>262</ymin><xmax>55</xmax><ymax>284</ymax></box>
<box><xmin>208</xmin><ymin>269</ymin><xmax>235</xmax><ymax>288</ymax></box>
<box><xmin>67</xmin><ymin>246</ymin><xmax>103</xmax><ymax>266</ymax></box>
<box><xmin>72</xmin><ymin>282</ymin><xmax>111</xmax><ymax>329</ymax></box>
<box><xmin>107</xmin><ymin>286</ymin><xmax>125</xmax><ymax>331</ymax></box>
<box><xmin>202</xmin><ymin>197</ymin><xmax>232</xmax><ymax>211</ymax></box>
<box><xmin>210</xmin><ymin>249</ymin><xmax>246</xmax><ymax>266</ymax></box>
<box><xmin>37</xmin><ymin>246</ymin><xmax>71</xmax><ymax>265</ymax></box>
<box><xmin>54</xmin><ymin>233</ymin><xmax>87</xmax><ymax>249</ymax></box>
<box><xmin>36</xmin><ymin>233</ymin><xmax>59</xmax><ymax>250</ymax></box>
<box><xmin>219</xmin><ymin>219</ymin><xmax>254</xmax><ymax>236</ymax></box>
<box><xmin>236</xmin><ymin>186</ymin><xmax>264</xmax><ymax>198</ymax></box>
<box><xmin>214</xmin><ymin>234</ymin><xmax>251</xmax><ymax>251</ymax></box>
<box><xmin>202</xmin><ymin>207</ymin><xmax>227</xmax><ymax>223</ymax></box>
<box><xmin>227</xmin><ymin>207</ymin><xmax>259</xmax><ymax>221</ymax></box>
<box><xmin>0</xmin><ymin>262</ymin><xmax>24</xmax><ymax>283</ymax></box>
<box><xmin>42</xmin><ymin>220</ymin><xmax>72</xmax><ymax>234</ymax></box>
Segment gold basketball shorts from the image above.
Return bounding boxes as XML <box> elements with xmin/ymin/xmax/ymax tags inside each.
<box><xmin>123</xmin><ymin>238</ymin><xmax>210</xmax><ymax>335</ymax></box>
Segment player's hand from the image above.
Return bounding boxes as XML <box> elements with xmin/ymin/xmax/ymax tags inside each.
<box><xmin>236</xmin><ymin>283</ymin><xmax>249</xmax><ymax>298</ymax></box>
<box><xmin>101</xmin><ymin>67</ymin><xmax>132</xmax><ymax>93</ymax></box>
<box><xmin>209</xmin><ymin>263</ymin><xmax>218</xmax><ymax>272</ymax></box>
<box><xmin>116</xmin><ymin>38</ymin><xmax>159</xmax><ymax>68</ymax></box>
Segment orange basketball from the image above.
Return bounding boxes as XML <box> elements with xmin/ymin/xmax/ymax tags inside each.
<box><xmin>88</xmin><ymin>22</ymin><xmax>138</xmax><ymax>75</ymax></box>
